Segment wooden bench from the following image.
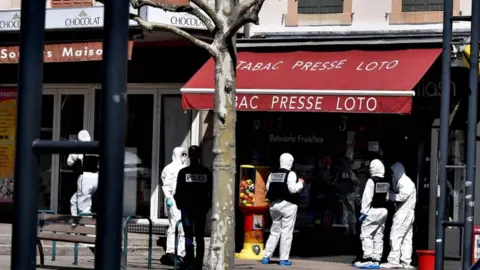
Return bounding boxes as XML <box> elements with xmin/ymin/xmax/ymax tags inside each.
<box><xmin>37</xmin><ymin>212</ymin><xmax>97</xmax><ymax>267</ymax></box>
<box><xmin>37</xmin><ymin>212</ymin><xmax>153</xmax><ymax>269</ymax></box>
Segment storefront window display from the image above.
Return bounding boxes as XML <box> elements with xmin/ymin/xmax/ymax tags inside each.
<box><xmin>237</xmin><ymin>112</ymin><xmax>414</xmax><ymax>237</ymax></box>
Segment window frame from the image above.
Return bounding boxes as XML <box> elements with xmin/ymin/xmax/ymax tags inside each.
<box><xmin>389</xmin><ymin>0</ymin><xmax>460</xmax><ymax>24</ymax></box>
<box><xmin>286</xmin><ymin>0</ymin><xmax>353</xmax><ymax>26</ymax></box>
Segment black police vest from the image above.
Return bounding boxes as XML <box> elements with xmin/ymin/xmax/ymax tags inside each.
<box><xmin>370</xmin><ymin>176</ymin><xmax>390</xmax><ymax>209</ymax></box>
<box><xmin>266</xmin><ymin>168</ymin><xmax>298</xmax><ymax>204</ymax></box>
<box><xmin>82</xmin><ymin>154</ymin><xmax>99</xmax><ymax>173</ymax></box>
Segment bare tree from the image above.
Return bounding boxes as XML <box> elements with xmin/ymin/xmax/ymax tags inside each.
<box><xmin>128</xmin><ymin>0</ymin><xmax>265</xmax><ymax>269</ymax></box>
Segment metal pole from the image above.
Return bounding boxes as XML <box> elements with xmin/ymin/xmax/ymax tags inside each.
<box><xmin>462</xmin><ymin>0</ymin><xmax>479</xmax><ymax>268</ymax></box>
<box><xmin>93</xmin><ymin>0</ymin><xmax>129</xmax><ymax>268</ymax></box>
<box><xmin>10</xmin><ymin>0</ymin><xmax>46</xmax><ymax>268</ymax></box>
<box><xmin>435</xmin><ymin>0</ymin><xmax>453</xmax><ymax>269</ymax></box>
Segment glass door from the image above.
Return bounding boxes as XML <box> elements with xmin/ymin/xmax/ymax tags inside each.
<box><xmin>38</xmin><ymin>93</ymin><xmax>55</xmax><ymax>210</ymax></box>
<box><xmin>158</xmin><ymin>95</ymin><xmax>191</xmax><ymax>219</ymax></box>
<box><xmin>56</xmin><ymin>91</ymin><xmax>89</xmax><ymax>214</ymax></box>
<box><xmin>94</xmin><ymin>89</ymin><xmax>156</xmax><ymax>217</ymax></box>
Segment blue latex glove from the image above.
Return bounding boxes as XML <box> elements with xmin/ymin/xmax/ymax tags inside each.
<box><xmin>359</xmin><ymin>214</ymin><xmax>367</xmax><ymax>222</ymax></box>
<box><xmin>166</xmin><ymin>198</ymin><xmax>173</xmax><ymax>208</ymax></box>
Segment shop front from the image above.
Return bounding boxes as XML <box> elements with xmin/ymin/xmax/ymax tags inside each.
<box><xmin>182</xmin><ymin>47</ymin><xmax>450</xmax><ymax>255</ymax></box>
<box><xmin>0</xmin><ymin>41</ymin><xmax>209</xmax><ymax>226</ymax></box>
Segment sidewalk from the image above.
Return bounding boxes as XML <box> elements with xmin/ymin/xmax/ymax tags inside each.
<box><xmin>0</xmin><ymin>255</ymin><xmax>353</xmax><ymax>269</ymax></box>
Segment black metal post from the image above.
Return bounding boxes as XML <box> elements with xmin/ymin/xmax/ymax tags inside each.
<box><xmin>435</xmin><ymin>0</ymin><xmax>453</xmax><ymax>269</ymax></box>
<box><xmin>462</xmin><ymin>0</ymin><xmax>479</xmax><ymax>268</ymax></box>
<box><xmin>93</xmin><ymin>0</ymin><xmax>129</xmax><ymax>268</ymax></box>
<box><xmin>10</xmin><ymin>0</ymin><xmax>46</xmax><ymax>269</ymax></box>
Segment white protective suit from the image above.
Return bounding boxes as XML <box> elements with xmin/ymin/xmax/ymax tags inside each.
<box><xmin>382</xmin><ymin>162</ymin><xmax>416</xmax><ymax>269</ymax></box>
<box><xmin>263</xmin><ymin>153</ymin><xmax>303</xmax><ymax>263</ymax></box>
<box><xmin>68</xmin><ymin>130</ymin><xmax>99</xmax><ymax>216</ymax></box>
<box><xmin>161</xmin><ymin>147</ymin><xmax>188</xmax><ymax>257</ymax></box>
<box><xmin>356</xmin><ymin>159</ymin><xmax>389</xmax><ymax>266</ymax></box>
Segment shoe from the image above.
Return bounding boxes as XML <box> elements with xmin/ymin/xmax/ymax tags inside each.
<box><xmin>354</xmin><ymin>261</ymin><xmax>380</xmax><ymax>269</ymax></box>
<box><xmin>160</xmin><ymin>253</ymin><xmax>174</xmax><ymax>266</ymax></box>
<box><xmin>380</xmin><ymin>262</ymin><xmax>403</xmax><ymax>268</ymax></box>
<box><xmin>279</xmin><ymin>260</ymin><xmax>293</xmax><ymax>266</ymax></box>
<box><xmin>262</xmin><ymin>257</ymin><xmax>270</xmax><ymax>264</ymax></box>
<box><xmin>402</xmin><ymin>264</ymin><xmax>415</xmax><ymax>269</ymax></box>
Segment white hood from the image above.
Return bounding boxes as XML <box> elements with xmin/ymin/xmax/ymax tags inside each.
<box><xmin>172</xmin><ymin>147</ymin><xmax>187</xmax><ymax>166</ymax></box>
<box><xmin>369</xmin><ymin>159</ymin><xmax>385</xmax><ymax>178</ymax></box>
<box><xmin>391</xmin><ymin>162</ymin><xmax>406</xmax><ymax>191</ymax></box>
<box><xmin>280</xmin><ymin>153</ymin><xmax>294</xmax><ymax>170</ymax></box>
<box><xmin>78</xmin><ymin>130</ymin><xmax>91</xmax><ymax>142</ymax></box>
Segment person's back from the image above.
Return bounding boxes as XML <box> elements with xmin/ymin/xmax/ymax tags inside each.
<box><xmin>174</xmin><ymin>146</ymin><xmax>212</xmax><ymax>269</ymax></box>
<box><xmin>175</xmin><ymin>163</ymin><xmax>212</xmax><ymax>212</ymax></box>
<box><xmin>354</xmin><ymin>159</ymin><xmax>389</xmax><ymax>269</ymax></box>
<box><xmin>382</xmin><ymin>162</ymin><xmax>416</xmax><ymax>269</ymax></box>
<box><xmin>262</xmin><ymin>153</ymin><xmax>304</xmax><ymax>266</ymax></box>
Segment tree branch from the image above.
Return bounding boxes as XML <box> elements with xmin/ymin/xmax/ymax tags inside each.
<box><xmin>235</xmin><ymin>0</ymin><xmax>261</xmax><ymax>16</ymax></box>
<box><xmin>130</xmin><ymin>0</ymin><xmax>216</xmax><ymax>32</ymax></box>
<box><xmin>190</xmin><ymin>0</ymin><xmax>222</xmax><ymax>30</ymax></box>
<box><xmin>224</xmin><ymin>0</ymin><xmax>265</xmax><ymax>39</ymax></box>
<box><xmin>130</xmin><ymin>14</ymin><xmax>218</xmax><ymax>56</ymax></box>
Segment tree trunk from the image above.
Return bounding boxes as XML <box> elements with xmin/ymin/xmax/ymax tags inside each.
<box><xmin>208</xmin><ymin>48</ymin><xmax>237</xmax><ymax>270</ymax></box>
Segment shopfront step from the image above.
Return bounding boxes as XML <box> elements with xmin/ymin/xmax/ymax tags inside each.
<box><xmin>0</xmin><ymin>244</ymin><xmax>164</xmax><ymax>256</ymax></box>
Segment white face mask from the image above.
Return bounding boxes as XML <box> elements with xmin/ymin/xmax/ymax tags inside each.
<box><xmin>180</xmin><ymin>156</ymin><xmax>187</xmax><ymax>164</ymax></box>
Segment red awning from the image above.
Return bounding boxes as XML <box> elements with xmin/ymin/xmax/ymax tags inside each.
<box><xmin>182</xmin><ymin>49</ymin><xmax>441</xmax><ymax>113</ymax></box>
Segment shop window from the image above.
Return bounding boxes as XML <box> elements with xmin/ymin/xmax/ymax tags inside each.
<box><xmin>286</xmin><ymin>0</ymin><xmax>352</xmax><ymax>26</ymax></box>
<box><xmin>94</xmin><ymin>90</ymin><xmax>155</xmax><ymax>218</ymax></box>
<box><xmin>51</xmin><ymin>0</ymin><xmax>93</xmax><ymax>8</ymax></box>
<box><xmin>389</xmin><ymin>0</ymin><xmax>460</xmax><ymax>24</ymax></box>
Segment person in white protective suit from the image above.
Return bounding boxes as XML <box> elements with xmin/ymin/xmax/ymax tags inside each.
<box><xmin>68</xmin><ymin>130</ymin><xmax>99</xmax><ymax>216</ymax></box>
<box><xmin>262</xmin><ymin>153</ymin><xmax>304</xmax><ymax>266</ymax></box>
<box><xmin>160</xmin><ymin>147</ymin><xmax>188</xmax><ymax>265</ymax></box>
<box><xmin>381</xmin><ymin>162</ymin><xmax>416</xmax><ymax>269</ymax></box>
<box><xmin>354</xmin><ymin>159</ymin><xmax>390</xmax><ymax>269</ymax></box>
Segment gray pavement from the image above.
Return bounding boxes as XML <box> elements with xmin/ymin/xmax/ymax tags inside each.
<box><xmin>0</xmin><ymin>255</ymin><xmax>354</xmax><ymax>269</ymax></box>
<box><xmin>0</xmin><ymin>255</ymin><xmax>464</xmax><ymax>270</ymax></box>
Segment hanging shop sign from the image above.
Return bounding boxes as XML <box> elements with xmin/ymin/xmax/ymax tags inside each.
<box><xmin>145</xmin><ymin>6</ymin><xmax>208</xmax><ymax>30</ymax></box>
<box><xmin>0</xmin><ymin>6</ymin><xmax>138</xmax><ymax>31</ymax></box>
<box><xmin>0</xmin><ymin>41</ymin><xmax>134</xmax><ymax>63</ymax></box>
<box><xmin>462</xmin><ymin>45</ymin><xmax>480</xmax><ymax>76</ymax></box>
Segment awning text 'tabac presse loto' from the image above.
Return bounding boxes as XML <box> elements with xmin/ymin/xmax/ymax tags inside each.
<box><xmin>181</xmin><ymin>48</ymin><xmax>441</xmax><ymax>114</ymax></box>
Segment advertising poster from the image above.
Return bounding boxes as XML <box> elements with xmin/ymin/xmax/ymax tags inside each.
<box><xmin>0</xmin><ymin>89</ymin><xmax>16</xmax><ymax>202</ymax></box>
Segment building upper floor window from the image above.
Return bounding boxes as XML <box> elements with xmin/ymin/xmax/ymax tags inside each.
<box><xmin>286</xmin><ymin>0</ymin><xmax>352</xmax><ymax>26</ymax></box>
<box><xmin>401</xmin><ymin>0</ymin><xmax>443</xmax><ymax>12</ymax></box>
<box><xmin>390</xmin><ymin>0</ymin><xmax>458</xmax><ymax>24</ymax></box>
<box><xmin>298</xmin><ymin>0</ymin><xmax>344</xmax><ymax>14</ymax></box>
<box><xmin>51</xmin><ymin>0</ymin><xmax>93</xmax><ymax>8</ymax></box>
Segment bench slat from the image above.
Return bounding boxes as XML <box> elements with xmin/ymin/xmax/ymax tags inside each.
<box><xmin>40</xmin><ymin>214</ymin><xmax>96</xmax><ymax>226</ymax></box>
<box><xmin>39</xmin><ymin>223</ymin><xmax>96</xmax><ymax>235</ymax></box>
<box><xmin>38</xmin><ymin>232</ymin><xmax>96</xmax><ymax>244</ymax></box>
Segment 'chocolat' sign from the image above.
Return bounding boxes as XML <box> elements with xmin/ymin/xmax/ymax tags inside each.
<box><xmin>0</xmin><ymin>13</ymin><xmax>20</xmax><ymax>30</ymax></box>
<box><xmin>65</xmin><ymin>10</ymin><xmax>101</xmax><ymax>27</ymax></box>
<box><xmin>0</xmin><ymin>41</ymin><xmax>134</xmax><ymax>63</ymax></box>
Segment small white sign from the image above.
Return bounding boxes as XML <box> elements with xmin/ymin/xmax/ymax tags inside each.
<box><xmin>253</xmin><ymin>215</ymin><xmax>263</xmax><ymax>230</ymax></box>
<box><xmin>368</xmin><ymin>141</ymin><xmax>380</xmax><ymax>152</ymax></box>
<box><xmin>375</xmin><ymin>182</ymin><xmax>390</xmax><ymax>193</ymax></box>
<box><xmin>270</xmin><ymin>173</ymin><xmax>286</xmax><ymax>183</ymax></box>
<box><xmin>186</xmin><ymin>174</ymin><xmax>207</xmax><ymax>183</ymax></box>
